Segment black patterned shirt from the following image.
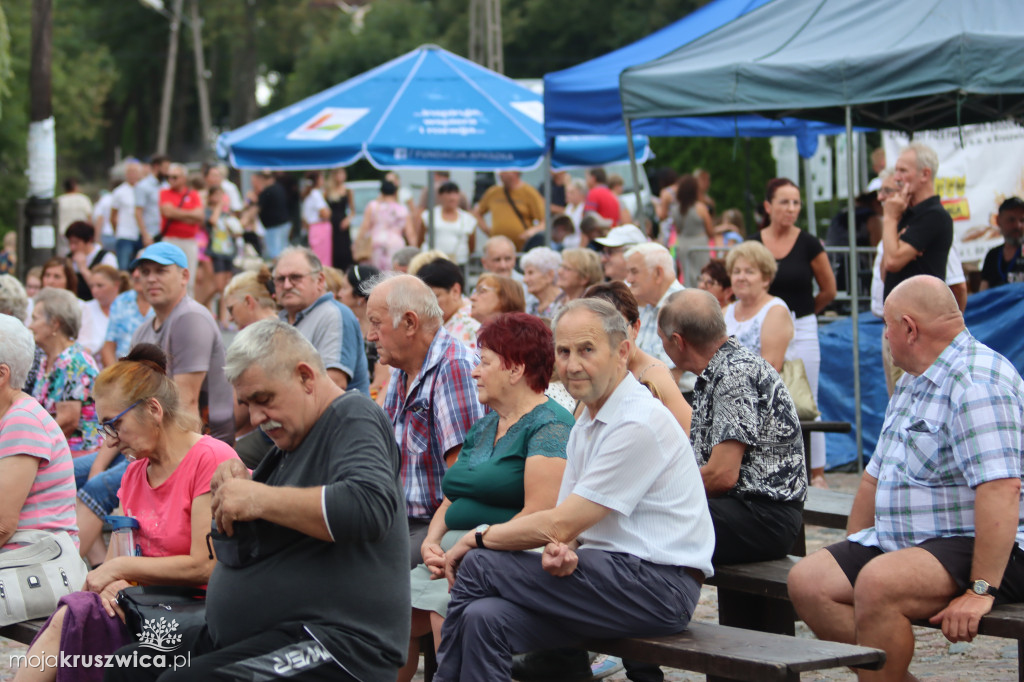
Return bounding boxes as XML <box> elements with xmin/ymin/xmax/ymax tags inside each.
<box><xmin>690</xmin><ymin>338</ymin><xmax>806</xmax><ymax>503</ymax></box>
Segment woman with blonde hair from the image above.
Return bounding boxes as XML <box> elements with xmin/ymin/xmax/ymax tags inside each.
<box><xmin>723</xmin><ymin>240</ymin><xmax>793</xmax><ymax>373</ymax></box>
<box><xmin>470</xmin><ymin>274</ymin><xmax>525</xmax><ymax>324</ymax></box>
<box><xmin>556</xmin><ymin>248</ymin><xmax>603</xmax><ymax>302</ymax></box>
<box><xmin>222</xmin><ymin>266</ymin><xmax>278</xmax><ymax>330</ymax></box>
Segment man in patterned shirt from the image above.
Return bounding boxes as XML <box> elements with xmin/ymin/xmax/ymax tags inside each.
<box><xmin>789</xmin><ymin>275</ymin><xmax>1024</xmax><ymax>681</ymax></box>
<box><xmin>659</xmin><ymin>288</ymin><xmax>806</xmax><ymax>565</ymax></box>
<box><xmin>366</xmin><ymin>273</ymin><xmax>485</xmax><ymax>568</ymax></box>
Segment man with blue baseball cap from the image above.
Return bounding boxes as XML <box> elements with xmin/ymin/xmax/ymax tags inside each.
<box><xmin>130</xmin><ymin>242</ymin><xmax>235</xmax><ymax>444</ymax></box>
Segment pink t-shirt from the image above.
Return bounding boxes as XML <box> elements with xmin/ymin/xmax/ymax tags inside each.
<box><xmin>119</xmin><ymin>435</ymin><xmax>239</xmax><ymax>558</ymax></box>
<box><xmin>0</xmin><ymin>394</ymin><xmax>78</xmax><ymax>547</ymax></box>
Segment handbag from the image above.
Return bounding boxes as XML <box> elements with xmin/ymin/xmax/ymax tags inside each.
<box><xmin>781</xmin><ymin>359</ymin><xmax>821</xmax><ymax>420</ymax></box>
<box><xmin>117</xmin><ymin>585</ymin><xmax>207</xmax><ymax>646</ymax></box>
<box><xmin>0</xmin><ymin>529</ymin><xmax>89</xmax><ymax>626</ymax></box>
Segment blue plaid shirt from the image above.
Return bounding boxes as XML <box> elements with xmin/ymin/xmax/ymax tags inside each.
<box><xmin>850</xmin><ymin>330</ymin><xmax>1024</xmax><ymax>552</ymax></box>
<box><xmin>383</xmin><ymin>328</ymin><xmax>485</xmax><ymax>520</ymax></box>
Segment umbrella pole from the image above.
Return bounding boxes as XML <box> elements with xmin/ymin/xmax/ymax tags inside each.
<box><xmin>804</xmin><ymin>157</ymin><xmax>816</xmax><ymax>236</ymax></box>
<box><xmin>624</xmin><ymin>119</ymin><xmax>643</xmax><ymax>234</ymax></box>
<box><xmin>543</xmin><ymin>145</ymin><xmax>552</xmax><ymax>246</ymax></box>
<box><xmin>845</xmin><ymin>107</ymin><xmax>863</xmax><ymax>472</ymax></box>
<box><xmin>427</xmin><ymin>170</ymin><xmax>435</xmax><ymax>250</ymax></box>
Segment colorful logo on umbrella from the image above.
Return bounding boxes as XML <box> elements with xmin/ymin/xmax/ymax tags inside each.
<box><xmin>288</xmin><ymin>108</ymin><xmax>370</xmax><ymax>141</ymax></box>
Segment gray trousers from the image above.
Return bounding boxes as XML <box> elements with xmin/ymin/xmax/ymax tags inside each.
<box><xmin>434</xmin><ymin>548</ymin><xmax>701</xmax><ymax>682</ymax></box>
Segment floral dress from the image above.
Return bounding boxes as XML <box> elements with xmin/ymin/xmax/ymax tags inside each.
<box><xmin>365</xmin><ymin>199</ymin><xmax>409</xmax><ymax>270</ymax></box>
<box><xmin>28</xmin><ymin>342</ymin><xmax>101</xmax><ymax>455</ymax></box>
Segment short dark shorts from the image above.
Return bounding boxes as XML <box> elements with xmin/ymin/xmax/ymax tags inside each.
<box><xmin>210</xmin><ymin>254</ymin><xmax>235</xmax><ymax>273</ymax></box>
<box><xmin>826</xmin><ymin>537</ymin><xmax>1024</xmax><ymax>605</ymax></box>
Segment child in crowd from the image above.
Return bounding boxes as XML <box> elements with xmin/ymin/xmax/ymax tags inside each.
<box><xmin>0</xmin><ymin>232</ymin><xmax>15</xmax><ymax>275</ymax></box>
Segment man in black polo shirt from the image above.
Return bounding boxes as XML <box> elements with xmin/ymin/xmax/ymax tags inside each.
<box><xmin>881</xmin><ymin>142</ymin><xmax>953</xmax><ymax>300</ymax></box>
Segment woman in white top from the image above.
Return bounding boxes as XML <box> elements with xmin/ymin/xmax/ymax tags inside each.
<box><xmin>78</xmin><ymin>265</ymin><xmax>128</xmax><ymax>365</ymax></box>
<box><xmin>723</xmin><ymin>240</ymin><xmax>793</xmax><ymax>373</ymax></box>
<box><xmin>302</xmin><ymin>171</ymin><xmax>332</xmax><ymax>266</ymax></box>
<box><xmin>421</xmin><ymin>181</ymin><xmax>476</xmax><ymax>264</ymax></box>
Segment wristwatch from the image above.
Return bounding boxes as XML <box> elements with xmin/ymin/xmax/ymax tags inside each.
<box><xmin>970</xmin><ymin>579</ymin><xmax>998</xmax><ymax>597</ymax></box>
<box><xmin>474</xmin><ymin>524</ymin><xmax>491</xmax><ymax>549</ymax></box>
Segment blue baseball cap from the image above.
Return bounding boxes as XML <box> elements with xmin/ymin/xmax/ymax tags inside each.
<box><xmin>129</xmin><ymin>243</ymin><xmax>188</xmax><ymax>271</ymax></box>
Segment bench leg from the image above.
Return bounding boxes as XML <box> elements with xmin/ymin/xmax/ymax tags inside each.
<box><xmin>1018</xmin><ymin>640</ymin><xmax>1023</xmax><ymax>682</ymax></box>
<box><xmin>709</xmin><ymin>592</ymin><xmax>798</xmax><ymax>682</ymax></box>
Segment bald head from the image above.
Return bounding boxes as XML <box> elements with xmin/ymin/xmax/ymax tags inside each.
<box><xmin>884</xmin><ymin>275</ymin><xmax>965</xmax><ymax>375</ymax></box>
<box><xmin>887</xmin><ymin>275</ymin><xmax>962</xmax><ymax>328</ymax></box>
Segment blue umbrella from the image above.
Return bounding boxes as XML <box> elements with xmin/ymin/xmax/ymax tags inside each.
<box><xmin>217</xmin><ymin>45</ymin><xmax>649</xmax><ymax>171</ymax></box>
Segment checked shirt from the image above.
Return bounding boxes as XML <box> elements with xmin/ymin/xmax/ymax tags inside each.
<box><xmin>849</xmin><ymin>330</ymin><xmax>1024</xmax><ymax>552</ymax></box>
<box><xmin>383</xmin><ymin>327</ymin><xmax>485</xmax><ymax>520</ymax></box>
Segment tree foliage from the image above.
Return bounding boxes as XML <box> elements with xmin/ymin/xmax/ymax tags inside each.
<box><xmin>0</xmin><ymin>0</ymin><xmax>782</xmax><ymax>232</ymax></box>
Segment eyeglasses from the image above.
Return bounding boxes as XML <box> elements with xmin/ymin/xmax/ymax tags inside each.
<box><xmin>473</xmin><ymin>285</ymin><xmax>495</xmax><ymax>296</ymax></box>
<box><xmin>167</xmin><ymin>174</ymin><xmax>183</xmax><ymax>180</ymax></box>
<box><xmin>273</xmin><ymin>270</ymin><xmax>320</xmax><ymax>287</ymax></box>
<box><xmin>100</xmin><ymin>400</ymin><xmax>142</xmax><ymax>441</ymax></box>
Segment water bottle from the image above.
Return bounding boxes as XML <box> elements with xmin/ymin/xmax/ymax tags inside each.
<box><xmin>106</xmin><ymin>516</ymin><xmax>140</xmax><ymax>557</ymax></box>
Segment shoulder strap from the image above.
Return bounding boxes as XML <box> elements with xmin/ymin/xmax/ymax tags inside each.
<box><xmin>503</xmin><ymin>185</ymin><xmax>529</xmax><ymax>230</ymax></box>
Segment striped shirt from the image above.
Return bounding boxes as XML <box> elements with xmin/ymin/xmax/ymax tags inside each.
<box><xmin>0</xmin><ymin>394</ymin><xmax>79</xmax><ymax>547</ymax></box>
<box><xmin>561</xmin><ymin>373</ymin><xmax>715</xmax><ymax>577</ymax></box>
<box><xmin>850</xmin><ymin>330</ymin><xmax>1024</xmax><ymax>552</ymax></box>
<box><xmin>383</xmin><ymin>328</ymin><xmax>485</xmax><ymax>520</ymax></box>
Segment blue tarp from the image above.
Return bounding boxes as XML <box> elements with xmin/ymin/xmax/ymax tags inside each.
<box><xmin>820</xmin><ymin>283</ymin><xmax>1024</xmax><ymax>470</ymax></box>
<box><xmin>541</xmin><ymin>0</ymin><xmax>852</xmax><ymax>158</ymax></box>
<box><xmin>217</xmin><ymin>45</ymin><xmax>650</xmax><ymax>171</ymax></box>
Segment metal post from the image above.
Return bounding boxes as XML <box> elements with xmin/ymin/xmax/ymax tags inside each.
<box><xmin>624</xmin><ymin>119</ymin><xmax>643</xmax><ymax>234</ymax></box>
<box><xmin>189</xmin><ymin>0</ymin><xmax>212</xmax><ymax>154</ymax></box>
<box><xmin>156</xmin><ymin>0</ymin><xmax>184</xmax><ymax>155</ymax></box>
<box><xmin>426</xmin><ymin>170</ymin><xmax>436</xmax><ymax>249</ymax></box>
<box><xmin>845</xmin><ymin>107</ymin><xmax>864</xmax><ymax>471</ymax></box>
<box><xmin>543</xmin><ymin>146</ymin><xmax>552</xmax><ymax>245</ymax></box>
<box><xmin>803</xmin><ymin>157</ymin><xmax>816</xmax><ymax>234</ymax></box>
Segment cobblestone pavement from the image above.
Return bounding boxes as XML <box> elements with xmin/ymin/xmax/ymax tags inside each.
<box><xmin>2</xmin><ymin>473</ymin><xmax>1016</xmax><ymax>680</ymax></box>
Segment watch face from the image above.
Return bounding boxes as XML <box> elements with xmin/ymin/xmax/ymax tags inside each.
<box><xmin>973</xmin><ymin>580</ymin><xmax>990</xmax><ymax>595</ymax></box>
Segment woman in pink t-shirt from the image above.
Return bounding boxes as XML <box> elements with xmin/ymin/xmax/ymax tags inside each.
<box><xmin>0</xmin><ymin>315</ymin><xmax>78</xmax><ymax>550</ymax></box>
<box><xmin>21</xmin><ymin>344</ymin><xmax>239</xmax><ymax>682</ymax></box>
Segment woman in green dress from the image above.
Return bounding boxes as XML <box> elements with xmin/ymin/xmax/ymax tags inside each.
<box><xmin>399</xmin><ymin>313</ymin><xmax>573</xmax><ymax>682</ymax></box>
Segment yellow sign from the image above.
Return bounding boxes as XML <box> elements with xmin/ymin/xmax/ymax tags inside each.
<box><xmin>935</xmin><ymin>176</ymin><xmax>967</xmax><ymax>198</ymax></box>
<box><xmin>942</xmin><ymin>198</ymin><xmax>970</xmax><ymax>221</ymax></box>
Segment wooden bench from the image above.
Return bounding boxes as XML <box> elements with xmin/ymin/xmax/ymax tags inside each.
<box><xmin>585</xmin><ymin>622</ymin><xmax>884</xmax><ymax>682</ymax></box>
<box><xmin>0</xmin><ymin>618</ymin><xmax>44</xmax><ymax>646</ymax></box>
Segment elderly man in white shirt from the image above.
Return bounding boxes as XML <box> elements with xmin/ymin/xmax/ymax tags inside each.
<box><xmin>434</xmin><ymin>298</ymin><xmax>714</xmax><ymax>682</ymax></box>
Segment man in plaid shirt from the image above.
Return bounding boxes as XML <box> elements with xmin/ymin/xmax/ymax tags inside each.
<box><xmin>367</xmin><ymin>274</ymin><xmax>485</xmax><ymax>568</ymax></box>
<box><xmin>790</xmin><ymin>275</ymin><xmax>1024</xmax><ymax>681</ymax></box>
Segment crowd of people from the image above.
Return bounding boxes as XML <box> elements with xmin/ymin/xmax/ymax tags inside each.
<box><xmin>0</xmin><ymin>141</ymin><xmax>1022</xmax><ymax>682</ymax></box>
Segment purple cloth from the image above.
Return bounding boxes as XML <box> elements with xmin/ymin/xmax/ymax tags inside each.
<box><xmin>30</xmin><ymin>591</ymin><xmax>131</xmax><ymax>682</ymax></box>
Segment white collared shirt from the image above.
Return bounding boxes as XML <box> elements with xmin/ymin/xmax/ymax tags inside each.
<box><xmin>559</xmin><ymin>373</ymin><xmax>715</xmax><ymax>576</ymax></box>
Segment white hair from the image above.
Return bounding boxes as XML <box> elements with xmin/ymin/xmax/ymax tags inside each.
<box><xmin>0</xmin><ymin>314</ymin><xmax>35</xmax><ymax>388</ymax></box>
<box><xmin>878</xmin><ymin>168</ymin><xmax>893</xmax><ymax>182</ymax></box>
<box><xmin>903</xmin><ymin>142</ymin><xmax>939</xmax><ymax>177</ymax></box>
<box><xmin>521</xmin><ymin>246</ymin><xmax>561</xmax><ymax>275</ymax></box>
<box><xmin>0</xmin><ymin>274</ymin><xmax>28</xmax><ymax>321</ymax></box>
<box><xmin>34</xmin><ymin>288</ymin><xmax>81</xmax><ymax>339</ymax></box>
<box><xmin>484</xmin><ymin>235</ymin><xmax>516</xmax><ymax>257</ymax></box>
<box><xmin>625</xmin><ymin>242</ymin><xmax>676</xmax><ymax>277</ymax></box>
<box><xmin>364</xmin><ymin>272</ymin><xmax>443</xmax><ymax>328</ymax></box>
<box><xmin>225</xmin><ymin>318</ymin><xmax>325</xmax><ymax>384</ymax></box>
